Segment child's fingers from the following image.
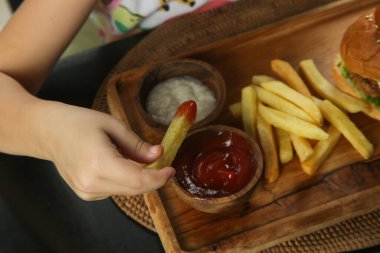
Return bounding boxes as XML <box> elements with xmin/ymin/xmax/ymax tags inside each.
<box><xmin>98</xmin><ymin>168</ymin><xmax>175</xmax><ymax>197</ymax></box>
<box><xmin>103</xmin><ymin>155</ymin><xmax>175</xmax><ymax>193</ymax></box>
<box><xmin>106</xmin><ymin>121</ymin><xmax>163</xmax><ymax>164</ymax></box>
<box><xmin>61</xmin><ymin>158</ymin><xmax>174</xmax><ymax>200</ymax></box>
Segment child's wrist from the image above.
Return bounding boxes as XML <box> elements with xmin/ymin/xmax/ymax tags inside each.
<box><xmin>19</xmin><ymin>98</ymin><xmax>62</xmax><ymax>160</ymax></box>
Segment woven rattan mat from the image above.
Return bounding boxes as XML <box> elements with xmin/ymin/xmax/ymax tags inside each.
<box><xmin>92</xmin><ymin>0</ymin><xmax>380</xmax><ymax>251</ymax></box>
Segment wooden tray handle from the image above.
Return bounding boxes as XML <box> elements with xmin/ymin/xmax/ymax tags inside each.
<box><xmin>107</xmin><ymin>76</ymin><xmax>131</xmax><ymax>127</ymax></box>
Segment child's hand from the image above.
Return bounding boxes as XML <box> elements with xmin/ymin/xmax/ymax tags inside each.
<box><xmin>0</xmin><ymin>0</ymin><xmax>177</xmax><ymax>201</ymax></box>
<box><xmin>39</xmin><ymin>101</ymin><xmax>175</xmax><ymax>200</ymax></box>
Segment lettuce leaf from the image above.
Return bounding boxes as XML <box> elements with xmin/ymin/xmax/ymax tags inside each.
<box><xmin>337</xmin><ymin>59</ymin><xmax>380</xmax><ymax>108</ymax></box>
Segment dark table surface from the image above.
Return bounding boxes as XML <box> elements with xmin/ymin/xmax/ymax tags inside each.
<box><xmin>0</xmin><ymin>33</ymin><xmax>379</xmax><ymax>253</ymax></box>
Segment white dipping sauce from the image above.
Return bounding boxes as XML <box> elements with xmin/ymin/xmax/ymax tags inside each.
<box><xmin>146</xmin><ymin>77</ymin><xmax>216</xmax><ymax>125</ymax></box>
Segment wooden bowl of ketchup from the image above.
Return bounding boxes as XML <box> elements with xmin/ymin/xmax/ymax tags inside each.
<box><xmin>171</xmin><ymin>125</ymin><xmax>263</xmax><ymax>213</ymax></box>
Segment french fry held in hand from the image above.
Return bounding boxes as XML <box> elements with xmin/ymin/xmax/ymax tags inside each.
<box><xmin>257</xmin><ymin>114</ymin><xmax>279</xmax><ymax>183</ymax></box>
<box><xmin>319</xmin><ymin>100</ymin><xmax>373</xmax><ymax>159</ymax></box>
<box><xmin>253</xmin><ymin>85</ymin><xmax>315</xmax><ymax>123</ymax></box>
<box><xmin>147</xmin><ymin>100</ymin><xmax>197</xmax><ymax>169</ymax></box>
<box><xmin>275</xmin><ymin>128</ymin><xmax>293</xmax><ymax>164</ymax></box>
<box><xmin>271</xmin><ymin>59</ymin><xmax>312</xmax><ymax>98</ymax></box>
<box><xmin>299</xmin><ymin>59</ymin><xmax>366</xmax><ymax>113</ymax></box>
<box><xmin>258</xmin><ymin>103</ymin><xmax>328</xmax><ymax>141</ymax></box>
<box><xmin>301</xmin><ymin>125</ymin><xmax>342</xmax><ymax>175</ymax></box>
<box><xmin>241</xmin><ymin>86</ymin><xmax>258</xmax><ymax>139</ymax></box>
<box><xmin>289</xmin><ymin>134</ymin><xmax>314</xmax><ymax>163</ymax></box>
<box><xmin>260</xmin><ymin>80</ymin><xmax>323</xmax><ymax>126</ymax></box>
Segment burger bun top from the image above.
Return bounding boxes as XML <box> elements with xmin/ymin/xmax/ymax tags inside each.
<box><xmin>340</xmin><ymin>11</ymin><xmax>380</xmax><ymax>81</ymax></box>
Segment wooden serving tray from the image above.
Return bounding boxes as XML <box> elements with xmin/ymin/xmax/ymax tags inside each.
<box><xmin>107</xmin><ymin>1</ymin><xmax>380</xmax><ymax>252</ymax></box>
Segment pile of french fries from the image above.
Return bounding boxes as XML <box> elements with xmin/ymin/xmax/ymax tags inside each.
<box><xmin>229</xmin><ymin>59</ymin><xmax>374</xmax><ymax>183</ymax></box>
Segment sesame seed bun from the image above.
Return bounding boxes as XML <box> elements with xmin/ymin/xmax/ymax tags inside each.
<box><xmin>333</xmin><ymin>6</ymin><xmax>380</xmax><ymax>121</ymax></box>
<box><xmin>340</xmin><ymin>11</ymin><xmax>380</xmax><ymax>81</ymax></box>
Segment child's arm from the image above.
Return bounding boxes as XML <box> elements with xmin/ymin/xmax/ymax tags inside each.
<box><xmin>0</xmin><ymin>0</ymin><xmax>97</xmax><ymax>93</ymax></box>
<box><xmin>0</xmin><ymin>1</ymin><xmax>175</xmax><ymax>200</ymax></box>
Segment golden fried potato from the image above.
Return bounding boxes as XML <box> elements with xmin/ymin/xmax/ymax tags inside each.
<box><xmin>300</xmin><ymin>59</ymin><xmax>366</xmax><ymax>113</ymax></box>
<box><xmin>147</xmin><ymin>100</ymin><xmax>197</xmax><ymax>169</ymax></box>
<box><xmin>258</xmin><ymin>103</ymin><xmax>328</xmax><ymax>141</ymax></box>
<box><xmin>241</xmin><ymin>86</ymin><xmax>258</xmax><ymax>139</ymax></box>
<box><xmin>301</xmin><ymin>125</ymin><xmax>342</xmax><ymax>175</ymax></box>
<box><xmin>252</xmin><ymin>75</ymin><xmax>277</xmax><ymax>86</ymax></box>
<box><xmin>229</xmin><ymin>102</ymin><xmax>242</xmax><ymax>119</ymax></box>
<box><xmin>254</xmin><ymin>85</ymin><xmax>315</xmax><ymax>123</ymax></box>
<box><xmin>271</xmin><ymin>59</ymin><xmax>312</xmax><ymax>98</ymax></box>
<box><xmin>318</xmin><ymin>100</ymin><xmax>373</xmax><ymax>159</ymax></box>
<box><xmin>289</xmin><ymin>134</ymin><xmax>314</xmax><ymax>163</ymax></box>
<box><xmin>260</xmin><ymin>80</ymin><xmax>323</xmax><ymax>126</ymax></box>
<box><xmin>257</xmin><ymin>114</ymin><xmax>279</xmax><ymax>183</ymax></box>
<box><xmin>275</xmin><ymin>128</ymin><xmax>293</xmax><ymax>164</ymax></box>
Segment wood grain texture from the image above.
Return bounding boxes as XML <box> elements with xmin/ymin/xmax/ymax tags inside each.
<box><xmin>107</xmin><ymin>0</ymin><xmax>380</xmax><ymax>252</ymax></box>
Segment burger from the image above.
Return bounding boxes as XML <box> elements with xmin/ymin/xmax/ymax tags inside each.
<box><xmin>333</xmin><ymin>5</ymin><xmax>380</xmax><ymax>120</ymax></box>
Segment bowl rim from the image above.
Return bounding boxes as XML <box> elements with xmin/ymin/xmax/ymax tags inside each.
<box><xmin>171</xmin><ymin>124</ymin><xmax>264</xmax><ymax>204</ymax></box>
<box><xmin>136</xmin><ymin>58</ymin><xmax>227</xmax><ymax>131</ymax></box>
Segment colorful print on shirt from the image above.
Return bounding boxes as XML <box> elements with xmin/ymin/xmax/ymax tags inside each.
<box><xmin>92</xmin><ymin>0</ymin><xmax>236</xmax><ymax>42</ymax></box>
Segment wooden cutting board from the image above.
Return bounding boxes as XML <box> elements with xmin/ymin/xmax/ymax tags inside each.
<box><xmin>107</xmin><ymin>0</ymin><xmax>380</xmax><ymax>252</ymax></box>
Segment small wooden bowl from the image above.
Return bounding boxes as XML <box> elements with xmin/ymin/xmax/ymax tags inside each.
<box><xmin>171</xmin><ymin>125</ymin><xmax>263</xmax><ymax>213</ymax></box>
<box><xmin>138</xmin><ymin>58</ymin><xmax>226</xmax><ymax>131</ymax></box>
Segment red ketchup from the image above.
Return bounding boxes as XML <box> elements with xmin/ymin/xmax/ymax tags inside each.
<box><xmin>173</xmin><ymin>128</ymin><xmax>258</xmax><ymax>198</ymax></box>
